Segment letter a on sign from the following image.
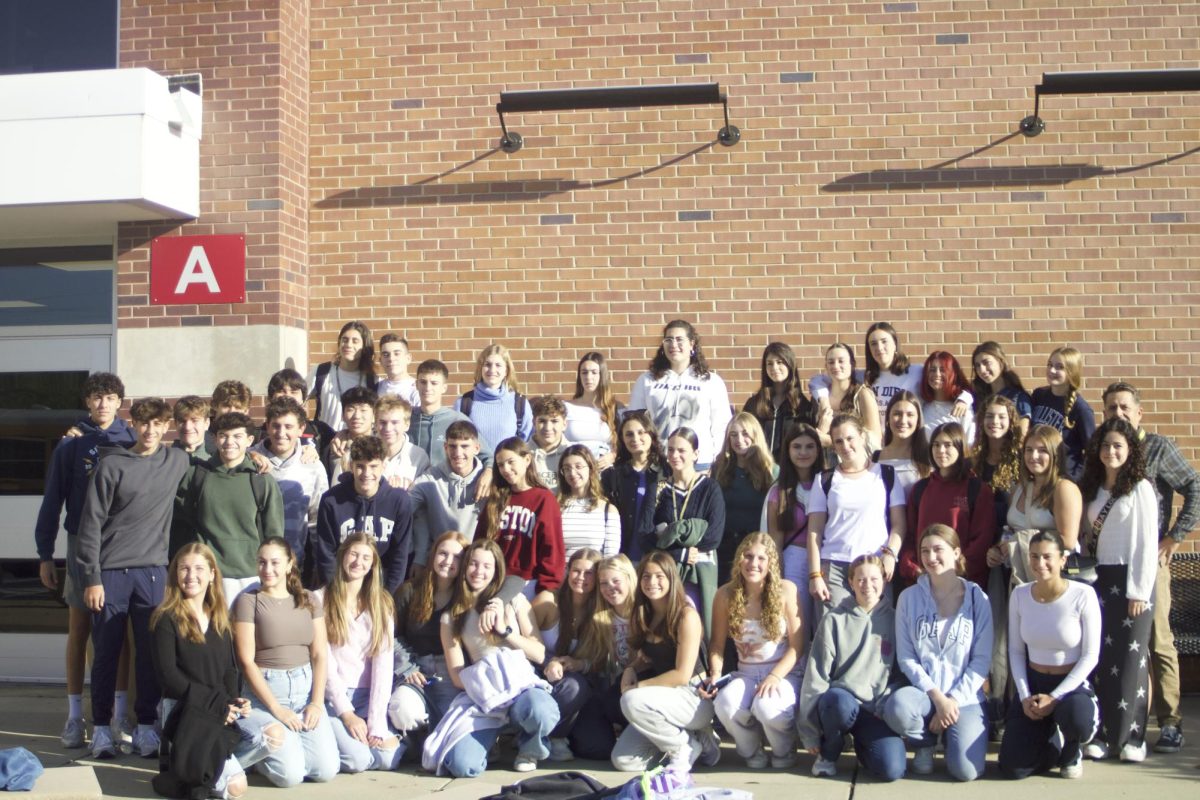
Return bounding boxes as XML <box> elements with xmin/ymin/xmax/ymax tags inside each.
<box><xmin>150</xmin><ymin>234</ymin><xmax>246</xmax><ymax>305</ymax></box>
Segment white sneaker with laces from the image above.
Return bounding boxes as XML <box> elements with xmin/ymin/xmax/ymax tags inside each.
<box><xmin>61</xmin><ymin>717</ymin><xmax>86</xmax><ymax>749</ymax></box>
<box><xmin>1119</xmin><ymin>742</ymin><xmax>1146</xmax><ymax>763</ymax></box>
<box><xmin>132</xmin><ymin>725</ymin><xmax>160</xmax><ymax>758</ymax></box>
<box><xmin>912</xmin><ymin>746</ymin><xmax>935</xmax><ymax>775</ymax></box>
<box><xmin>812</xmin><ymin>756</ymin><xmax>837</xmax><ymax>777</ymax></box>
<box><xmin>90</xmin><ymin>725</ymin><xmax>118</xmax><ymax>759</ymax></box>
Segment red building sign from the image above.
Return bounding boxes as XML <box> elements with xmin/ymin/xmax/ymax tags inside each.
<box><xmin>150</xmin><ymin>234</ymin><xmax>245</xmax><ymax>305</ymax></box>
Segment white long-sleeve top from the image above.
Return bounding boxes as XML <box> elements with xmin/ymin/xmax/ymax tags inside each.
<box><xmin>1008</xmin><ymin>581</ymin><xmax>1100</xmax><ymax>701</ymax></box>
<box><xmin>628</xmin><ymin>367</ymin><xmax>732</xmax><ymax>466</ymax></box>
<box><xmin>560</xmin><ymin>498</ymin><xmax>622</xmax><ymax>557</ymax></box>
<box><xmin>1088</xmin><ymin>479</ymin><xmax>1159</xmax><ymax>602</ymax></box>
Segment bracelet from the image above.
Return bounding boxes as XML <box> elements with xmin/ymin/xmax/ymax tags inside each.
<box><xmin>809</xmin><ymin>570</ymin><xmax>824</xmax><ymax>580</ymax></box>
<box><xmin>879</xmin><ymin>545</ymin><xmax>895</xmax><ymax>559</ymax></box>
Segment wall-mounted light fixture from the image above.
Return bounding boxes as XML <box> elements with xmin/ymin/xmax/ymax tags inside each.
<box><xmin>495</xmin><ymin>82</ymin><xmax>740</xmax><ymax>153</ymax></box>
<box><xmin>1020</xmin><ymin>68</ymin><xmax>1200</xmax><ymax>136</ymax></box>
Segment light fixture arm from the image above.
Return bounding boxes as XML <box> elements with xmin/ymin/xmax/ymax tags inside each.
<box><xmin>1021</xmin><ymin>68</ymin><xmax>1200</xmax><ymax>137</ymax></box>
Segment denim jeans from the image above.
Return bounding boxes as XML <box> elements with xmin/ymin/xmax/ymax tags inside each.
<box><xmin>816</xmin><ymin>687</ymin><xmax>906</xmax><ymax>782</ymax></box>
<box><xmin>442</xmin><ymin>686</ymin><xmax>558</xmax><ymax>778</ymax></box>
<box><xmin>882</xmin><ymin>686</ymin><xmax>987</xmax><ymax>781</ymax></box>
<box><xmin>238</xmin><ymin>664</ymin><xmax>339</xmax><ymax>787</ymax></box>
<box><xmin>327</xmin><ymin>687</ymin><xmax>404</xmax><ymax>773</ymax></box>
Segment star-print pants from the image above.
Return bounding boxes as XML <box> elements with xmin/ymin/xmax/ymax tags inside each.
<box><xmin>1094</xmin><ymin>564</ymin><xmax>1153</xmax><ymax>753</ymax></box>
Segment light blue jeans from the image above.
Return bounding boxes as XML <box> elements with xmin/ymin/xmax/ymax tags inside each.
<box><xmin>442</xmin><ymin>686</ymin><xmax>558</xmax><ymax>778</ymax></box>
<box><xmin>238</xmin><ymin>664</ymin><xmax>339</xmax><ymax>787</ymax></box>
<box><xmin>882</xmin><ymin>686</ymin><xmax>988</xmax><ymax>782</ymax></box>
<box><xmin>327</xmin><ymin>687</ymin><xmax>405</xmax><ymax>773</ymax></box>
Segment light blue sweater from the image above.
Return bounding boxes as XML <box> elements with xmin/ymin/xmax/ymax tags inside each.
<box><xmin>894</xmin><ymin>575</ymin><xmax>992</xmax><ymax>707</ymax></box>
<box><xmin>454</xmin><ymin>382</ymin><xmax>533</xmax><ymax>451</ymax></box>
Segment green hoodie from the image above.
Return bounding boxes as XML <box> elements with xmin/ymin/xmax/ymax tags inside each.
<box><xmin>176</xmin><ymin>455</ymin><xmax>284</xmax><ymax>579</ymax></box>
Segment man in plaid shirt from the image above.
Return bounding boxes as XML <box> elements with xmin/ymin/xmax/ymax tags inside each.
<box><xmin>1103</xmin><ymin>381</ymin><xmax>1199</xmax><ymax>755</ymax></box>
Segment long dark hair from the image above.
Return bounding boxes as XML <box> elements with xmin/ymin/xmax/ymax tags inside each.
<box><xmin>971</xmin><ymin>341</ymin><xmax>1027</xmax><ymax>400</ymax></box>
<box><xmin>572</xmin><ymin>351</ymin><xmax>619</xmax><ymax>447</ymax></box>
<box><xmin>629</xmin><ymin>551</ymin><xmax>689</xmax><ymax>650</ymax></box>
<box><xmin>750</xmin><ymin>342</ymin><xmax>806</xmax><ymax>420</ymax></box>
<box><xmin>483</xmin><ymin>437</ymin><xmax>547</xmax><ymax>537</ymax></box>
<box><xmin>881</xmin><ymin>390</ymin><xmax>932</xmax><ymax>477</ymax></box>
<box><xmin>827</xmin><ymin>342</ymin><xmax>866</xmax><ymax>412</ymax></box>
<box><xmin>649</xmin><ymin>320</ymin><xmax>711</xmax><ymax>380</ymax></box>
<box><xmin>555</xmin><ymin>548</ymin><xmax>602</xmax><ymax>657</ymax></box>
<box><xmin>864</xmin><ymin>322</ymin><xmax>910</xmax><ymax>385</ymax></box>
<box><xmin>259</xmin><ymin>537</ymin><xmax>312</xmax><ymax>611</ymax></box>
<box><xmin>614</xmin><ymin>410</ymin><xmax>666</xmax><ymax>472</ymax></box>
<box><xmin>334</xmin><ymin>320</ymin><xmax>375</xmax><ymax>375</ymax></box>
<box><xmin>775</xmin><ymin>423</ymin><xmax>824</xmax><ymax>534</ymax></box>
<box><xmin>1079</xmin><ymin>417</ymin><xmax>1146</xmax><ymax>502</ymax></box>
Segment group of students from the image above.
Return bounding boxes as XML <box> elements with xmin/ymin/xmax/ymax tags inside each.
<box><xmin>33</xmin><ymin>317</ymin><xmax>1198</xmax><ymax>796</ymax></box>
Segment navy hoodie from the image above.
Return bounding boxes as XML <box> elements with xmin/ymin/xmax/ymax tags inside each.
<box><xmin>315</xmin><ymin>474</ymin><xmax>413</xmax><ymax>592</ymax></box>
<box><xmin>35</xmin><ymin>416</ymin><xmax>136</xmax><ymax>560</ymax></box>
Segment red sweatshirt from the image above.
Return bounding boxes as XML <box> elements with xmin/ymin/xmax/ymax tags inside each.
<box><xmin>899</xmin><ymin>471</ymin><xmax>996</xmax><ymax>588</ymax></box>
<box><xmin>475</xmin><ymin>486</ymin><xmax>565</xmax><ymax>593</ymax></box>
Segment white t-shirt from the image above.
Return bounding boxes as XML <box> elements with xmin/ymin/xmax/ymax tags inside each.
<box><xmin>923</xmin><ymin>400</ymin><xmax>976</xmax><ymax>447</ymax></box>
<box><xmin>377</xmin><ymin>377</ymin><xmax>420</xmax><ymax>409</ymax></box>
<box><xmin>563</xmin><ymin>402</ymin><xmax>613</xmax><ymax>460</ymax></box>
<box><xmin>808</xmin><ymin>463</ymin><xmax>907</xmax><ymax>563</ymax></box>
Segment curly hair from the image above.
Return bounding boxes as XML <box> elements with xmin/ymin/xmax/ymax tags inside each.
<box><xmin>1079</xmin><ymin>417</ymin><xmax>1146</xmax><ymax>502</ymax></box>
<box><xmin>972</xmin><ymin>395</ymin><xmax>1022</xmax><ymax>493</ymax></box>
<box><xmin>726</xmin><ymin>533</ymin><xmax>785</xmax><ymax>642</ymax></box>
<box><xmin>649</xmin><ymin>320</ymin><xmax>711</xmax><ymax>381</ymax></box>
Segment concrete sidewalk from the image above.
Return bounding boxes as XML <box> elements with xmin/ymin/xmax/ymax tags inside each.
<box><xmin>2</xmin><ymin>683</ymin><xmax>1196</xmax><ymax>800</ymax></box>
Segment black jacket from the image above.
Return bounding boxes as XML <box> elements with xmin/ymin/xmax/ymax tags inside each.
<box><xmin>600</xmin><ymin>462</ymin><xmax>664</xmax><ymax>555</ymax></box>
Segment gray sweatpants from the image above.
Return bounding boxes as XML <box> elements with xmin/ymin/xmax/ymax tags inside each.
<box><xmin>611</xmin><ymin>685</ymin><xmax>714</xmax><ymax>772</ymax></box>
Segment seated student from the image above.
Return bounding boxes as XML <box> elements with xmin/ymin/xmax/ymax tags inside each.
<box><xmin>999</xmin><ymin>531</ymin><xmax>1100</xmax><ymax>780</ymax></box>
<box><xmin>323</xmin><ymin>386</ymin><xmax>378</xmax><ymax>482</ymax></box>
<box><xmin>375</xmin><ymin>395</ymin><xmax>430</xmax><ymax>490</ymax></box>
<box><xmin>408</xmin><ymin>421</ymin><xmax>486</xmax><ymax>572</ymax></box>
<box><xmin>530</xmin><ymin>396</ymin><xmax>572</xmax><ymax>490</ymax></box>
<box><xmin>475</xmin><ymin>437</ymin><xmax>564</xmax><ymax>602</ymax></box>
<box><xmin>611</xmin><ymin>551</ymin><xmax>719</xmax><ymax>774</ymax></box>
<box><xmin>318</xmin><ymin>534</ymin><xmax>403</xmax><ymax>773</ymax></box>
<box><xmin>455</xmin><ymin>344</ymin><xmax>534</xmax><ymax>448</ymax></box>
<box><xmin>233</xmin><ymin>538</ymin><xmax>339</xmax><ymax>786</ymax></box>
<box><xmin>150</xmin><ymin>543</ymin><xmax>249</xmax><ymax>800</ymax></box>
<box><xmin>315</xmin><ymin>435</ymin><xmax>413</xmax><ymax>593</ymax></box>
<box><xmin>203</xmin><ymin>380</ymin><xmax>253</xmax><ymax>455</ymax></box>
<box><xmin>390</xmin><ymin>531</ymin><xmax>469</xmax><ymax>737</ymax></box>
<box><xmin>707</xmin><ymin>534</ymin><xmax>804</xmax><ymax>770</ymax></box>
<box><xmin>376</xmin><ymin>334</ymin><xmax>421</xmax><ymax>408</ymax></box>
<box><xmin>884</xmin><ymin>524</ymin><xmax>992</xmax><ymax>782</ymax></box>
<box><xmin>798</xmin><ymin>555</ymin><xmax>904</xmax><ymax>781</ymax></box>
<box><xmin>308</xmin><ymin>320</ymin><xmax>378</xmax><ymax>432</ymax></box>
<box><xmin>250</xmin><ymin>398</ymin><xmax>329</xmax><ymax>579</ymax></box>
<box><xmin>425</xmin><ymin>540</ymin><xmax>559</xmax><ymax>776</ymax></box>
<box><xmin>34</xmin><ymin>371</ymin><xmax>135</xmax><ymax>749</ymax></box>
<box><xmin>266</xmin><ymin>369</ymin><xmax>335</xmax><ymax>454</ymax></box>
<box><xmin>177</xmin><ymin>412</ymin><xmax>285</xmax><ymax>603</ymax></box>
<box><xmin>77</xmin><ymin>398</ymin><xmax>192</xmax><ymax>759</ymax></box>
<box><xmin>410</xmin><ymin>359</ymin><xmax>492</xmax><ymax>473</ymax></box>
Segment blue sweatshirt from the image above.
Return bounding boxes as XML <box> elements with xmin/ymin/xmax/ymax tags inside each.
<box><xmin>35</xmin><ymin>417</ymin><xmax>136</xmax><ymax>560</ymax></box>
<box><xmin>315</xmin><ymin>474</ymin><xmax>413</xmax><ymax>593</ymax></box>
<box><xmin>454</xmin><ymin>383</ymin><xmax>533</xmax><ymax>450</ymax></box>
<box><xmin>894</xmin><ymin>575</ymin><xmax>992</xmax><ymax>707</ymax></box>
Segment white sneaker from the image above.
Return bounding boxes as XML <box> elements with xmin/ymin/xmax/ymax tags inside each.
<box><xmin>513</xmin><ymin>755</ymin><xmax>538</xmax><ymax>773</ymax></box>
<box><xmin>697</xmin><ymin>728</ymin><xmax>721</xmax><ymax>767</ymax></box>
<box><xmin>90</xmin><ymin>725</ymin><xmax>118</xmax><ymax>759</ymax></box>
<box><xmin>1119</xmin><ymin>742</ymin><xmax>1147</xmax><ymax>763</ymax></box>
<box><xmin>812</xmin><ymin>756</ymin><xmax>837</xmax><ymax>777</ymax></box>
<box><xmin>132</xmin><ymin>725</ymin><xmax>160</xmax><ymax>758</ymax></box>
<box><xmin>770</xmin><ymin>750</ymin><xmax>796</xmax><ymax>770</ymax></box>
<box><xmin>912</xmin><ymin>746</ymin><xmax>935</xmax><ymax>775</ymax></box>
<box><xmin>745</xmin><ymin>747</ymin><xmax>769</xmax><ymax>769</ymax></box>
<box><xmin>548</xmin><ymin>738</ymin><xmax>573</xmax><ymax>762</ymax></box>
<box><xmin>1083</xmin><ymin>741</ymin><xmax>1108</xmax><ymax>760</ymax></box>
<box><xmin>115</xmin><ymin>717</ymin><xmax>135</xmax><ymax>755</ymax></box>
<box><xmin>1061</xmin><ymin>754</ymin><xmax>1083</xmax><ymax>779</ymax></box>
<box><xmin>61</xmin><ymin>717</ymin><xmax>86</xmax><ymax>749</ymax></box>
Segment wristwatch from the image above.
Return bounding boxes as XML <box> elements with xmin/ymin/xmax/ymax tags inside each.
<box><xmin>501</xmin><ymin>625</ymin><xmax>514</xmax><ymax>637</ymax></box>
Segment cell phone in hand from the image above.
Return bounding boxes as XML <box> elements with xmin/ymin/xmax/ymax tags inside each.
<box><xmin>706</xmin><ymin>673</ymin><xmax>734</xmax><ymax>692</ymax></box>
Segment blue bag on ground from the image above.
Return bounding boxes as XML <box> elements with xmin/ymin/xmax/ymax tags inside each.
<box><xmin>0</xmin><ymin>747</ymin><xmax>43</xmax><ymax>791</ymax></box>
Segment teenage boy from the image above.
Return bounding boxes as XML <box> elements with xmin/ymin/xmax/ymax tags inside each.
<box><xmin>172</xmin><ymin>395</ymin><xmax>211</xmax><ymax>459</ymax></box>
<box><xmin>1103</xmin><ymin>381</ymin><xmax>1199</xmax><ymax>754</ymax></box>
<box><xmin>409</xmin><ymin>359</ymin><xmax>492</xmax><ymax>472</ymax></box>
<box><xmin>250</xmin><ymin>398</ymin><xmax>328</xmax><ymax>579</ymax></box>
<box><xmin>376</xmin><ymin>334</ymin><xmax>420</xmax><ymax>408</ymax></box>
<box><xmin>375</xmin><ymin>395</ymin><xmax>430</xmax><ymax>489</ymax></box>
<box><xmin>202</xmin><ymin>380</ymin><xmax>252</xmax><ymax>454</ymax></box>
<box><xmin>408</xmin><ymin>420</ymin><xmax>486</xmax><ymax>570</ymax></box>
<box><xmin>266</xmin><ymin>368</ymin><xmax>334</xmax><ymax>453</ymax></box>
<box><xmin>177</xmin><ymin>412</ymin><xmax>285</xmax><ymax>602</ymax></box>
<box><xmin>324</xmin><ymin>386</ymin><xmax>378</xmax><ymax>481</ymax></box>
<box><xmin>35</xmin><ymin>372</ymin><xmax>135</xmax><ymax>749</ymax></box>
<box><xmin>76</xmin><ymin>398</ymin><xmax>191</xmax><ymax>759</ymax></box>
<box><xmin>315</xmin><ymin>435</ymin><xmax>413</xmax><ymax>592</ymax></box>
<box><xmin>529</xmin><ymin>396</ymin><xmax>572</xmax><ymax>490</ymax></box>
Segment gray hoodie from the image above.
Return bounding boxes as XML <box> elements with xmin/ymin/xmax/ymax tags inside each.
<box><xmin>407</xmin><ymin>457</ymin><xmax>485</xmax><ymax>566</ymax></box>
<box><xmin>409</xmin><ymin>407</ymin><xmax>493</xmax><ymax>471</ymax></box>
<box><xmin>76</xmin><ymin>444</ymin><xmax>191</xmax><ymax>587</ymax></box>
<box><xmin>796</xmin><ymin>593</ymin><xmax>897</xmax><ymax>750</ymax></box>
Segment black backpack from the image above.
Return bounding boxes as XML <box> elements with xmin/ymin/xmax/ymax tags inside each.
<box><xmin>820</xmin><ymin>463</ymin><xmax>897</xmax><ymax>531</ymax></box>
<box><xmin>312</xmin><ymin>362</ymin><xmax>378</xmax><ymax>423</ymax></box>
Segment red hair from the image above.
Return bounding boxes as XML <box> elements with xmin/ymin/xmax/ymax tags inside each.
<box><xmin>920</xmin><ymin>351</ymin><xmax>970</xmax><ymax>403</ymax></box>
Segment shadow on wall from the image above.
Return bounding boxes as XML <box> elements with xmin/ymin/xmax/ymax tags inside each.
<box><xmin>822</xmin><ymin>130</ymin><xmax>1200</xmax><ymax>193</ymax></box>
<box><xmin>314</xmin><ymin>139</ymin><xmax>719</xmax><ymax>209</ymax></box>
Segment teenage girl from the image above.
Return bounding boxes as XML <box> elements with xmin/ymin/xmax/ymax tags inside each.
<box><xmin>971</xmin><ymin>341</ymin><xmax>1032</xmax><ymax>437</ymax></box>
<box><xmin>712</xmin><ymin>413</ymin><xmax>778</xmax><ymax>584</ymax></box>
<box><xmin>308</xmin><ymin>321</ymin><xmax>377</xmax><ymax>431</ymax></box>
<box><xmin>815</xmin><ymin>342</ymin><xmax>881</xmax><ymax>454</ymax></box>
<box><xmin>601</xmin><ymin>411</ymin><xmax>666</xmax><ymax>561</ymax></box>
<box><xmin>564</xmin><ymin>352</ymin><xmax>623</xmax><ymax>467</ymax></box>
<box><xmin>920</xmin><ymin>352</ymin><xmax>976</xmax><ymax>446</ymax></box>
<box><xmin>742</xmin><ymin>342</ymin><xmax>814</xmax><ymax>462</ymax></box>
<box><xmin>557</xmin><ymin>445</ymin><xmax>621</xmax><ymax>557</ymax></box>
<box><xmin>1030</xmin><ymin>346</ymin><xmax>1095</xmax><ymax>482</ymax></box>
<box><xmin>875</xmin><ymin>391</ymin><xmax>933</xmax><ymax>495</ymax></box>
<box><xmin>456</xmin><ymin>344</ymin><xmax>534</xmax><ymax>447</ymax></box>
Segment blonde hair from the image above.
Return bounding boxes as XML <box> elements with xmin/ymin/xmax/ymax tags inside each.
<box><xmin>1021</xmin><ymin>424</ymin><xmax>1065</xmax><ymax>509</ymax></box>
<box><xmin>575</xmin><ymin>554</ymin><xmax>637</xmax><ymax>673</ymax></box>
<box><xmin>713</xmin><ymin>412</ymin><xmax>776</xmax><ymax>493</ymax></box>
<box><xmin>473</xmin><ymin>344</ymin><xmax>522</xmax><ymax>394</ymax></box>
<box><xmin>1048</xmin><ymin>346</ymin><xmax>1083</xmax><ymax>430</ymax></box>
<box><xmin>726</xmin><ymin>533</ymin><xmax>785</xmax><ymax>642</ymax></box>
<box><xmin>918</xmin><ymin>524</ymin><xmax>967</xmax><ymax>576</ymax></box>
<box><xmin>151</xmin><ymin>543</ymin><xmax>230</xmax><ymax>644</ymax></box>
<box><xmin>324</xmin><ymin>534</ymin><xmax>395</xmax><ymax>657</ymax></box>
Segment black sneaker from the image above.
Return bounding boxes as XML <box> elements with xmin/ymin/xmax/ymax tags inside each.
<box><xmin>1154</xmin><ymin>725</ymin><xmax>1184</xmax><ymax>754</ymax></box>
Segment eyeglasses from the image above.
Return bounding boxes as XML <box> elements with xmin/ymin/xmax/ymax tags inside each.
<box><xmin>663</xmin><ymin>336</ymin><xmax>689</xmax><ymax>346</ymax></box>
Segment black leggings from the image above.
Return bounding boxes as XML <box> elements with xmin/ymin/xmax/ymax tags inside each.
<box><xmin>998</xmin><ymin>668</ymin><xmax>1099</xmax><ymax>779</ymax></box>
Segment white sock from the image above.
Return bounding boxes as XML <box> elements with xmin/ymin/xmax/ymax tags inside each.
<box><xmin>67</xmin><ymin>694</ymin><xmax>83</xmax><ymax>720</ymax></box>
<box><xmin>113</xmin><ymin>691</ymin><xmax>128</xmax><ymax>722</ymax></box>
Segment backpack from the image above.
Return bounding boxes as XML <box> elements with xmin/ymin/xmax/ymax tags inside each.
<box><xmin>187</xmin><ymin>463</ymin><xmax>272</xmax><ymax>537</ymax></box>
<box><xmin>910</xmin><ymin>475</ymin><xmax>983</xmax><ymax>523</ymax></box>
<box><xmin>820</xmin><ymin>463</ymin><xmax>897</xmax><ymax>531</ymax></box>
<box><xmin>460</xmin><ymin>388</ymin><xmax>526</xmax><ymax>433</ymax></box>
<box><xmin>312</xmin><ymin>362</ymin><xmax>377</xmax><ymax>423</ymax></box>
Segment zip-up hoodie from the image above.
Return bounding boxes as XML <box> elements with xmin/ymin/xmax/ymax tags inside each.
<box><xmin>797</xmin><ymin>593</ymin><xmax>897</xmax><ymax>750</ymax></box>
<box><xmin>177</xmin><ymin>455</ymin><xmax>285</xmax><ymax>580</ymax></box>
<box><xmin>895</xmin><ymin>575</ymin><xmax>992</xmax><ymax>707</ymax></box>
<box><xmin>76</xmin><ymin>444</ymin><xmax>191</xmax><ymax>587</ymax></box>
<box><xmin>629</xmin><ymin>367</ymin><xmax>732</xmax><ymax>466</ymax></box>
<box><xmin>454</xmin><ymin>382</ymin><xmax>534</xmax><ymax>449</ymax></box>
<box><xmin>407</xmin><ymin>458</ymin><xmax>485</xmax><ymax>567</ymax></box>
<box><xmin>35</xmin><ymin>416</ymin><xmax>135</xmax><ymax>559</ymax></box>
<box><xmin>315</xmin><ymin>474</ymin><xmax>413</xmax><ymax>592</ymax></box>
<box><xmin>409</xmin><ymin>406</ymin><xmax>493</xmax><ymax>471</ymax></box>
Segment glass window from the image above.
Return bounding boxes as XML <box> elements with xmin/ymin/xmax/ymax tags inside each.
<box><xmin>0</xmin><ymin>246</ymin><xmax>113</xmax><ymax>327</ymax></box>
<box><xmin>0</xmin><ymin>371</ymin><xmax>88</xmax><ymax>496</ymax></box>
<box><xmin>0</xmin><ymin>0</ymin><xmax>119</xmax><ymax>76</ymax></box>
